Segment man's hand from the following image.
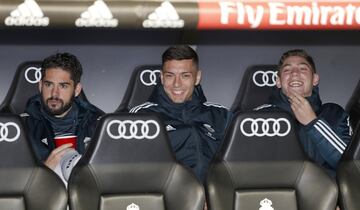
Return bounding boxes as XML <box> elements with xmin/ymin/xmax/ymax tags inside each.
<box><xmin>288</xmin><ymin>91</ymin><xmax>317</xmax><ymax>125</ymax></box>
<box><xmin>44</xmin><ymin>143</ymin><xmax>73</xmax><ymax>170</ymax></box>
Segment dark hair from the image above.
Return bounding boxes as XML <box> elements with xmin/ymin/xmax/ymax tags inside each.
<box><xmin>41</xmin><ymin>52</ymin><xmax>83</xmax><ymax>85</ymax></box>
<box><xmin>278</xmin><ymin>49</ymin><xmax>316</xmax><ymax>74</ymax></box>
<box><xmin>162</xmin><ymin>45</ymin><xmax>199</xmax><ymax>69</ymax></box>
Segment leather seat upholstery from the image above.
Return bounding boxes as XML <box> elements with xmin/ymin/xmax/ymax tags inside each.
<box><xmin>68</xmin><ymin>113</ymin><xmax>204</xmax><ymax>210</ymax></box>
<box><xmin>0</xmin><ymin>113</ymin><xmax>67</xmax><ymax>210</ymax></box>
<box><xmin>0</xmin><ymin>61</ymin><xmax>88</xmax><ymax>114</ymax></box>
<box><xmin>116</xmin><ymin>65</ymin><xmax>162</xmax><ymax>112</ymax></box>
<box><xmin>337</xmin><ymin>123</ymin><xmax>360</xmax><ymax>210</ymax></box>
<box><xmin>206</xmin><ymin>111</ymin><xmax>338</xmax><ymax>210</ymax></box>
<box><xmin>346</xmin><ymin>80</ymin><xmax>360</xmax><ymax>129</ymax></box>
<box><xmin>231</xmin><ymin>65</ymin><xmax>278</xmax><ymax>113</ymax></box>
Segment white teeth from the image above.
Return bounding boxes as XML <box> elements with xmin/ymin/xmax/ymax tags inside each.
<box><xmin>289</xmin><ymin>81</ymin><xmax>302</xmax><ymax>87</ymax></box>
<box><xmin>172</xmin><ymin>90</ymin><xmax>183</xmax><ymax>95</ymax></box>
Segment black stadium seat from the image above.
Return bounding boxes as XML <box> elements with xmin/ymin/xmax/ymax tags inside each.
<box><xmin>0</xmin><ymin>113</ymin><xmax>67</xmax><ymax>210</ymax></box>
<box><xmin>206</xmin><ymin>111</ymin><xmax>338</xmax><ymax>210</ymax></box>
<box><xmin>116</xmin><ymin>65</ymin><xmax>162</xmax><ymax>112</ymax></box>
<box><xmin>346</xmin><ymin>79</ymin><xmax>360</xmax><ymax>129</ymax></box>
<box><xmin>337</xmin><ymin>123</ymin><xmax>360</xmax><ymax>210</ymax></box>
<box><xmin>68</xmin><ymin>113</ymin><xmax>205</xmax><ymax>210</ymax></box>
<box><xmin>231</xmin><ymin>65</ymin><xmax>278</xmax><ymax>113</ymax></box>
<box><xmin>0</xmin><ymin>61</ymin><xmax>88</xmax><ymax>114</ymax></box>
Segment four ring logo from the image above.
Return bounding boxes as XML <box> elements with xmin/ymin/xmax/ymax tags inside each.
<box><xmin>106</xmin><ymin>120</ymin><xmax>160</xmax><ymax>140</ymax></box>
<box><xmin>25</xmin><ymin>66</ymin><xmax>42</xmax><ymax>84</ymax></box>
<box><xmin>0</xmin><ymin>122</ymin><xmax>20</xmax><ymax>142</ymax></box>
<box><xmin>240</xmin><ymin>118</ymin><xmax>291</xmax><ymax>137</ymax></box>
<box><xmin>252</xmin><ymin>70</ymin><xmax>277</xmax><ymax>87</ymax></box>
<box><xmin>140</xmin><ymin>69</ymin><xmax>161</xmax><ymax>86</ymax></box>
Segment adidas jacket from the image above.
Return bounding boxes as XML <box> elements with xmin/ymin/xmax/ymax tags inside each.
<box><xmin>130</xmin><ymin>84</ymin><xmax>233</xmax><ymax>183</ymax></box>
<box><xmin>21</xmin><ymin>94</ymin><xmax>104</xmax><ymax>162</ymax></box>
<box><xmin>257</xmin><ymin>86</ymin><xmax>352</xmax><ymax>176</ymax></box>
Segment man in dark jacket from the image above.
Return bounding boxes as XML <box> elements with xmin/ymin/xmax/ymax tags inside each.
<box><xmin>256</xmin><ymin>49</ymin><xmax>352</xmax><ymax>176</ymax></box>
<box><xmin>22</xmin><ymin>52</ymin><xmax>104</xmax><ymax>179</ymax></box>
<box><xmin>130</xmin><ymin>45</ymin><xmax>232</xmax><ymax>183</ymax></box>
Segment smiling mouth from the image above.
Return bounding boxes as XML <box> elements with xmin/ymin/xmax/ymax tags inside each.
<box><xmin>289</xmin><ymin>81</ymin><xmax>303</xmax><ymax>87</ymax></box>
<box><xmin>172</xmin><ymin>90</ymin><xmax>184</xmax><ymax>95</ymax></box>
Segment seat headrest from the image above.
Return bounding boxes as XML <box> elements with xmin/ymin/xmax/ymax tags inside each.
<box><xmin>0</xmin><ymin>61</ymin><xmax>42</xmax><ymax>114</ymax></box>
<box><xmin>231</xmin><ymin>65</ymin><xmax>278</xmax><ymax>112</ymax></box>
<box><xmin>0</xmin><ymin>114</ymin><xmax>36</xmax><ymax>167</ymax></box>
<box><xmin>0</xmin><ymin>61</ymin><xmax>88</xmax><ymax>114</ymax></box>
<box><xmin>346</xmin><ymin>80</ymin><xmax>360</xmax><ymax>128</ymax></box>
<box><xmin>116</xmin><ymin>65</ymin><xmax>162</xmax><ymax>112</ymax></box>
<box><xmin>83</xmin><ymin>113</ymin><xmax>174</xmax><ymax>164</ymax></box>
<box><xmin>218</xmin><ymin>111</ymin><xmax>305</xmax><ymax>162</ymax></box>
<box><xmin>342</xmin><ymin>123</ymin><xmax>360</xmax><ymax>160</ymax></box>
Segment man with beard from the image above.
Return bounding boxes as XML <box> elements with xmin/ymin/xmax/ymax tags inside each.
<box><xmin>22</xmin><ymin>52</ymin><xmax>104</xmax><ymax>176</ymax></box>
<box><xmin>256</xmin><ymin>49</ymin><xmax>352</xmax><ymax>177</ymax></box>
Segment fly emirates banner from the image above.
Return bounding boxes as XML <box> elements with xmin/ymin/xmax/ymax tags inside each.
<box><xmin>198</xmin><ymin>0</ymin><xmax>360</xmax><ymax>30</ymax></box>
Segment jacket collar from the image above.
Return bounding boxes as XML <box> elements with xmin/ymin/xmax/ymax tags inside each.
<box><xmin>269</xmin><ymin>86</ymin><xmax>322</xmax><ymax>115</ymax></box>
<box><xmin>25</xmin><ymin>94</ymin><xmax>100</xmax><ymax>121</ymax></box>
<box><xmin>148</xmin><ymin>84</ymin><xmax>207</xmax><ymax>119</ymax></box>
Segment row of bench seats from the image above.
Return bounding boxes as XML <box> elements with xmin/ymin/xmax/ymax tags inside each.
<box><xmin>1</xmin><ymin>61</ymin><xmax>359</xmax><ymax>129</ymax></box>
<box><xmin>1</xmin><ymin>111</ymin><xmax>359</xmax><ymax>210</ymax></box>
<box><xmin>0</xmin><ymin>61</ymin><xmax>276</xmax><ymax>114</ymax></box>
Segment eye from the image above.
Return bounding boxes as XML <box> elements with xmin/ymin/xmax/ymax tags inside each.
<box><xmin>282</xmin><ymin>67</ymin><xmax>291</xmax><ymax>73</ymax></box>
<box><xmin>299</xmin><ymin>65</ymin><xmax>310</xmax><ymax>71</ymax></box>
<box><xmin>182</xmin><ymin>73</ymin><xmax>191</xmax><ymax>78</ymax></box>
<box><xmin>43</xmin><ymin>81</ymin><xmax>52</xmax><ymax>87</ymax></box>
<box><xmin>59</xmin><ymin>84</ymin><xmax>69</xmax><ymax>89</ymax></box>
<box><xmin>164</xmin><ymin>74</ymin><xmax>173</xmax><ymax>78</ymax></box>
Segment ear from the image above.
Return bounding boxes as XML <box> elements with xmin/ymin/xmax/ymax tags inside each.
<box><xmin>160</xmin><ymin>71</ymin><xmax>164</xmax><ymax>85</ymax></box>
<box><xmin>195</xmin><ymin>70</ymin><xmax>202</xmax><ymax>85</ymax></box>
<box><xmin>75</xmin><ymin>83</ymin><xmax>82</xmax><ymax>97</ymax></box>
<box><xmin>276</xmin><ymin>75</ymin><xmax>282</xmax><ymax>88</ymax></box>
<box><xmin>38</xmin><ymin>80</ymin><xmax>42</xmax><ymax>92</ymax></box>
<box><xmin>313</xmin><ymin>73</ymin><xmax>320</xmax><ymax>86</ymax></box>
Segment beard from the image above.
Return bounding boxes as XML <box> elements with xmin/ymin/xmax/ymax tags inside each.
<box><xmin>42</xmin><ymin>92</ymin><xmax>75</xmax><ymax>116</ymax></box>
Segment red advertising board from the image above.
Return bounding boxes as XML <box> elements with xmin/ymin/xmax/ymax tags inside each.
<box><xmin>198</xmin><ymin>0</ymin><xmax>360</xmax><ymax>30</ymax></box>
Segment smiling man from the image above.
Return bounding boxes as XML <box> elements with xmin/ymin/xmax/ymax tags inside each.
<box><xmin>22</xmin><ymin>53</ymin><xmax>104</xmax><ymax>175</ymax></box>
<box><xmin>257</xmin><ymin>49</ymin><xmax>352</xmax><ymax>176</ymax></box>
<box><xmin>130</xmin><ymin>45</ymin><xmax>232</xmax><ymax>183</ymax></box>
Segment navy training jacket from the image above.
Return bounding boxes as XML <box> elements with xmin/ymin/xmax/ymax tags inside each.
<box><xmin>256</xmin><ymin>86</ymin><xmax>352</xmax><ymax>176</ymax></box>
<box><xmin>21</xmin><ymin>94</ymin><xmax>104</xmax><ymax>162</ymax></box>
<box><xmin>130</xmin><ymin>84</ymin><xmax>233</xmax><ymax>183</ymax></box>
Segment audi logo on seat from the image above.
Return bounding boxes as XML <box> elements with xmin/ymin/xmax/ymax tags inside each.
<box><xmin>25</xmin><ymin>67</ymin><xmax>42</xmax><ymax>84</ymax></box>
<box><xmin>252</xmin><ymin>70</ymin><xmax>277</xmax><ymax>87</ymax></box>
<box><xmin>0</xmin><ymin>122</ymin><xmax>20</xmax><ymax>142</ymax></box>
<box><xmin>140</xmin><ymin>69</ymin><xmax>161</xmax><ymax>86</ymax></box>
<box><xmin>106</xmin><ymin>120</ymin><xmax>160</xmax><ymax>139</ymax></box>
<box><xmin>240</xmin><ymin>117</ymin><xmax>291</xmax><ymax>137</ymax></box>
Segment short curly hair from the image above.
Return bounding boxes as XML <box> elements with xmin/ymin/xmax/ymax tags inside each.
<box><xmin>41</xmin><ymin>52</ymin><xmax>83</xmax><ymax>85</ymax></box>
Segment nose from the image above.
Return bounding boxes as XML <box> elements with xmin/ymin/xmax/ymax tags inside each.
<box><xmin>290</xmin><ymin>67</ymin><xmax>300</xmax><ymax>76</ymax></box>
<box><xmin>51</xmin><ymin>85</ymin><xmax>60</xmax><ymax>97</ymax></box>
<box><xmin>173</xmin><ymin>75</ymin><xmax>181</xmax><ymax>87</ymax></box>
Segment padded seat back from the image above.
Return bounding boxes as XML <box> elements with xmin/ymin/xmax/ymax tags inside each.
<box><xmin>0</xmin><ymin>114</ymin><xmax>67</xmax><ymax>210</ymax></box>
<box><xmin>207</xmin><ymin>111</ymin><xmax>338</xmax><ymax>210</ymax></box>
<box><xmin>68</xmin><ymin>113</ymin><xmax>204</xmax><ymax>210</ymax></box>
<box><xmin>0</xmin><ymin>61</ymin><xmax>88</xmax><ymax>114</ymax></box>
<box><xmin>231</xmin><ymin>65</ymin><xmax>278</xmax><ymax>113</ymax></box>
<box><xmin>346</xmin><ymin>80</ymin><xmax>360</xmax><ymax>129</ymax></box>
<box><xmin>116</xmin><ymin>65</ymin><xmax>162</xmax><ymax>112</ymax></box>
<box><xmin>337</xmin><ymin>123</ymin><xmax>360</xmax><ymax>210</ymax></box>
